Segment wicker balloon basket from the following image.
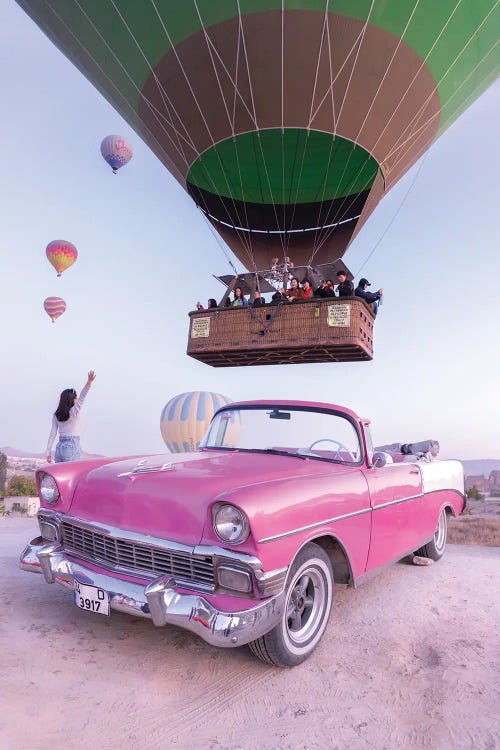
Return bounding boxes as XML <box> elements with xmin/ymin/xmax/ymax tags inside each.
<box><xmin>187</xmin><ymin>298</ymin><xmax>374</xmax><ymax>367</ymax></box>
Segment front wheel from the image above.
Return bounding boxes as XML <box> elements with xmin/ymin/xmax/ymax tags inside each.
<box><xmin>415</xmin><ymin>507</ymin><xmax>448</xmax><ymax>561</ymax></box>
<box><xmin>248</xmin><ymin>543</ymin><xmax>334</xmax><ymax>667</ymax></box>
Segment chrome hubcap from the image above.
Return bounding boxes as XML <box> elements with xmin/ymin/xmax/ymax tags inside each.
<box><xmin>286</xmin><ymin>568</ymin><xmax>326</xmax><ymax>645</ymax></box>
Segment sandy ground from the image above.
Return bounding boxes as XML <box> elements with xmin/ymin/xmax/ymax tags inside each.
<box><xmin>1</xmin><ymin>518</ymin><xmax>499</xmax><ymax>750</ymax></box>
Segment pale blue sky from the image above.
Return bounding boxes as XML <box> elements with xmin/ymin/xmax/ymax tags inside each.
<box><xmin>1</xmin><ymin>1</ymin><xmax>499</xmax><ymax>459</ymax></box>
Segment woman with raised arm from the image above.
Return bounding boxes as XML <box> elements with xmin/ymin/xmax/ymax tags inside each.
<box><xmin>46</xmin><ymin>371</ymin><xmax>96</xmax><ymax>463</ymax></box>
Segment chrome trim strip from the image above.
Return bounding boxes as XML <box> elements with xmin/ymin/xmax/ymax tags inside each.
<box><xmin>193</xmin><ymin>544</ymin><xmax>262</xmax><ymax>570</ymax></box>
<box><xmin>19</xmin><ymin>541</ymin><xmax>285</xmax><ymax>648</ymax></box>
<box><xmin>258</xmin><ymin>506</ymin><xmax>372</xmax><ymax>543</ymax></box>
<box><xmin>372</xmin><ymin>493</ymin><xmax>424</xmax><ymax>511</ymax></box>
<box><xmin>258</xmin><ymin>493</ymin><xmax>425</xmax><ymax>543</ymax></box>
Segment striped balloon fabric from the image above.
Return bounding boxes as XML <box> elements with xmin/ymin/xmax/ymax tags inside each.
<box><xmin>100</xmin><ymin>134</ymin><xmax>133</xmax><ymax>173</ymax></box>
<box><xmin>44</xmin><ymin>296</ymin><xmax>66</xmax><ymax>323</ymax></box>
<box><xmin>46</xmin><ymin>240</ymin><xmax>78</xmax><ymax>277</ymax></box>
<box><xmin>160</xmin><ymin>391</ymin><xmax>233</xmax><ymax>453</ymax></box>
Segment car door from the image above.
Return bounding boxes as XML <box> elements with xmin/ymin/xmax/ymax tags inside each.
<box><xmin>363</xmin><ymin>462</ymin><xmax>423</xmax><ymax>571</ymax></box>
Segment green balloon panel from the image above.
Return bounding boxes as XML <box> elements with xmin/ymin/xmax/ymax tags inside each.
<box><xmin>187</xmin><ymin>130</ymin><xmax>378</xmax><ymax>205</ymax></box>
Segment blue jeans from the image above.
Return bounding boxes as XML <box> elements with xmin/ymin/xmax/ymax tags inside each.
<box><xmin>55</xmin><ymin>436</ymin><xmax>81</xmax><ymax>462</ymax></box>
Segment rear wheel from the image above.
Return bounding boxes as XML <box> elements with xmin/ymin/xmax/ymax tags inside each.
<box><xmin>415</xmin><ymin>507</ymin><xmax>448</xmax><ymax>561</ymax></box>
<box><xmin>248</xmin><ymin>543</ymin><xmax>334</xmax><ymax>667</ymax></box>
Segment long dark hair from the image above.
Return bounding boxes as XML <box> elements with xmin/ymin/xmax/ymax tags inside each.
<box><xmin>55</xmin><ymin>388</ymin><xmax>77</xmax><ymax>422</ymax></box>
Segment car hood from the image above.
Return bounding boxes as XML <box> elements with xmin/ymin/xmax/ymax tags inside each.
<box><xmin>66</xmin><ymin>450</ymin><xmax>346</xmax><ymax>545</ymax></box>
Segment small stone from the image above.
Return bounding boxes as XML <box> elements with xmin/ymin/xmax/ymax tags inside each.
<box><xmin>412</xmin><ymin>555</ymin><xmax>434</xmax><ymax>566</ymax></box>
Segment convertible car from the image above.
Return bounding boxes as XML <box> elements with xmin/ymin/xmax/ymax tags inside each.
<box><xmin>20</xmin><ymin>401</ymin><xmax>465</xmax><ymax>666</ymax></box>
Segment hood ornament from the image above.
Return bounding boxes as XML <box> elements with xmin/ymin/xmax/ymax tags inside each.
<box><xmin>118</xmin><ymin>460</ymin><xmax>174</xmax><ymax>478</ymax></box>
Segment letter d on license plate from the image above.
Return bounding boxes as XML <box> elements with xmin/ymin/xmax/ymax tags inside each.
<box><xmin>74</xmin><ymin>580</ymin><xmax>110</xmax><ymax>616</ymax></box>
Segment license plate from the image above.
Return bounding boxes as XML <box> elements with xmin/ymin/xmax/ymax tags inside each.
<box><xmin>74</xmin><ymin>580</ymin><xmax>110</xmax><ymax>616</ymax></box>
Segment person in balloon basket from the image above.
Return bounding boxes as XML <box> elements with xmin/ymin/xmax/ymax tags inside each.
<box><xmin>336</xmin><ymin>270</ymin><xmax>354</xmax><ymax>297</ymax></box>
<box><xmin>270</xmin><ymin>287</ymin><xmax>287</xmax><ymax>304</ymax></box>
<box><xmin>301</xmin><ymin>278</ymin><xmax>314</xmax><ymax>300</ymax></box>
<box><xmin>46</xmin><ymin>371</ymin><xmax>96</xmax><ymax>463</ymax></box>
<box><xmin>355</xmin><ymin>278</ymin><xmax>383</xmax><ymax>316</ymax></box>
<box><xmin>232</xmin><ymin>286</ymin><xmax>248</xmax><ymax>306</ymax></box>
<box><xmin>285</xmin><ymin>277</ymin><xmax>305</xmax><ymax>302</ymax></box>
<box><xmin>314</xmin><ymin>279</ymin><xmax>336</xmax><ymax>298</ymax></box>
<box><xmin>252</xmin><ymin>290</ymin><xmax>266</xmax><ymax>307</ymax></box>
<box><xmin>196</xmin><ymin>298</ymin><xmax>217</xmax><ymax>311</ymax></box>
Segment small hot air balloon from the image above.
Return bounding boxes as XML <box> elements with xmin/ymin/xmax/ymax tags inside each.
<box><xmin>46</xmin><ymin>240</ymin><xmax>78</xmax><ymax>277</ymax></box>
<box><xmin>44</xmin><ymin>296</ymin><xmax>66</xmax><ymax>323</ymax></box>
<box><xmin>160</xmin><ymin>391</ymin><xmax>238</xmax><ymax>453</ymax></box>
<box><xmin>100</xmin><ymin>135</ymin><xmax>133</xmax><ymax>173</ymax></box>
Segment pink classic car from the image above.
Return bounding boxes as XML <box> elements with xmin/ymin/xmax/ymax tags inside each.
<box><xmin>20</xmin><ymin>401</ymin><xmax>465</xmax><ymax>667</ymax></box>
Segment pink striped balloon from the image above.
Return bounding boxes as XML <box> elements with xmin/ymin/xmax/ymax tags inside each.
<box><xmin>46</xmin><ymin>240</ymin><xmax>78</xmax><ymax>277</ymax></box>
<box><xmin>44</xmin><ymin>296</ymin><xmax>66</xmax><ymax>323</ymax></box>
<box><xmin>100</xmin><ymin>134</ymin><xmax>133</xmax><ymax>173</ymax></box>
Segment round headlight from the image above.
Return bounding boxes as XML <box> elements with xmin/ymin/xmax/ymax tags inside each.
<box><xmin>39</xmin><ymin>473</ymin><xmax>60</xmax><ymax>505</ymax></box>
<box><xmin>213</xmin><ymin>504</ymin><xmax>249</xmax><ymax>545</ymax></box>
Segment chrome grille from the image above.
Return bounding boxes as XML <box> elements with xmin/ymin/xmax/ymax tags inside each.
<box><xmin>61</xmin><ymin>521</ymin><xmax>214</xmax><ymax>586</ymax></box>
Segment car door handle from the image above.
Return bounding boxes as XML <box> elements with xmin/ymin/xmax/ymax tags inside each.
<box><xmin>409</xmin><ymin>469</ymin><xmax>420</xmax><ymax>474</ymax></box>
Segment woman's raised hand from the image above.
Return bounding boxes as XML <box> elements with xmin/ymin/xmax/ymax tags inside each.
<box><xmin>87</xmin><ymin>370</ymin><xmax>96</xmax><ymax>384</ymax></box>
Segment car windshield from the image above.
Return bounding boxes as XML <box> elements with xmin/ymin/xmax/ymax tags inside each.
<box><xmin>201</xmin><ymin>406</ymin><xmax>362</xmax><ymax>465</ymax></box>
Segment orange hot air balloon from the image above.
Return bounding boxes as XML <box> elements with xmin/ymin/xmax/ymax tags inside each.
<box><xmin>44</xmin><ymin>296</ymin><xmax>66</xmax><ymax>323</ymax></box>
<box><xmin>46</xmin><ymin>240</ymin><xmax>78</xmax><ymax>277</ymax></box>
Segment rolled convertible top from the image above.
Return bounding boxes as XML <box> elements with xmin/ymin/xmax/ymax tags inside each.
<box><xmin>375</xmin><ymin>440</ymin><xmax>440</xmax><ymax>458</ymax></box>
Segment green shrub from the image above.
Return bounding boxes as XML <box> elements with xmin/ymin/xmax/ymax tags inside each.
<box><xmin>5</xmin><ymin>475</ymin><xmax>37</xmax><ymax>497</ymax></box>
<box><xmin>466</xmin><ymin>485</ymin><xmax>485</xmax><ymax>501</ymax></box>
<box><xmin>0</xmin><ymin>451</ymin><xmax>6</xmax><ymax>494</ymax></box>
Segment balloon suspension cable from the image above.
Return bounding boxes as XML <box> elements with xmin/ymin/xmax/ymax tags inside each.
<box><xmin>354</xmin><ymin>150</ymin><xmax>428</xmax><ymax>279</ymax></box>
<box><xmin>197</xmin><ymin>207</ymin><xmax>238</xmax><ymax>276</ymax></box>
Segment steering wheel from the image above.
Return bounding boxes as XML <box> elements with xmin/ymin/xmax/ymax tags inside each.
<box><xmin>303</xmin><ymin>438</ymin><xmax>356</xmax><ymax>462</ymax></box>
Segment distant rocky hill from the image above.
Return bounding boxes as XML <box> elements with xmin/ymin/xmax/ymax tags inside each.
<box><xmin>459</xmin><ymin>459</ymin><xmax>500</xmax><ymax>477</ymax></box>
<box><xmin>1</xmin><ymin>446</ymin><xmax>103</xmax><ymax>460</ymax></box>
<box><xmin>1</xmin><ymin>446</ymin><xmax>46</xmax><ymax>459</ymax></box>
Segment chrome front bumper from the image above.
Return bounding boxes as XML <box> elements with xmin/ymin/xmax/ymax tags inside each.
<box><xmin>20</xmin><ymin>538</ymin><xmax>285</xmax><ymax>648</ymax></box>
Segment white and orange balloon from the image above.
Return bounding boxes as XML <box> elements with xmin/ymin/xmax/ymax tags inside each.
<box><xmin>160</xmin><ymin>392</ymin><xmax>239</xmax><ymax>453</ymax></box>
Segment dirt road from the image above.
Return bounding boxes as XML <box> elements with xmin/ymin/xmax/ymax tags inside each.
<box><xmin>1</xmin><ymin>517</ymin><xmax>499</xmax><ymax>750</ymax></box>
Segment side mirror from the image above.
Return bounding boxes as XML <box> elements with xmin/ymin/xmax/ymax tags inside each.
<box><xmin>372</xmin><ymin>451</ymin><xmax>388</xmax><ymax>468</ymax></box>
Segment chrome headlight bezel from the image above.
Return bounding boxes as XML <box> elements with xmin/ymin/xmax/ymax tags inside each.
<box><xmin>38</xmin><ymin>472</ymin><xmax>60</xmax><ymax>506</ymax></box>
<box><xmin>212</xmin><ymin>503</ymin><xmax>250</xmax><ymax>545</ymax></box>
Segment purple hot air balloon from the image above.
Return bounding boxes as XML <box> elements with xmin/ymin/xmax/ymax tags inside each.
<box><xmin>100</xmin><ymin>135</ymin><xmax>133</xmax><ymax>173</ymax></box>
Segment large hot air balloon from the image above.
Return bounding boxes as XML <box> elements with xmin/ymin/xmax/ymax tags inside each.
<box><xmin>100</xmin><ymin>135</ymin><xmax>133</xmax><ymax>173</ymax></box>
<box><xmin>44</xmin><ymin>296</ymin><xmax>66</xmax><ymax>323</ymax></box>
<box><xmin>160</xmin><ymin>391</ymin><xmax>237</xmax><ymax>453</ymax></box>
<box><xmin>46</xmin><ymin>240</ymin><xmax>77</xmax><ymax>277</ymax></box>
<box><xmin>15</xmin><ymin>1</ymin><xmax>499</xmax><ymax>271</ymax></box>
